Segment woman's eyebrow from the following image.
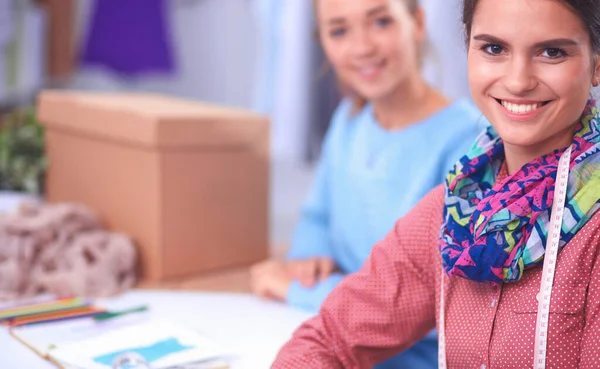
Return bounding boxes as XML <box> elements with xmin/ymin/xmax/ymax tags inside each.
<box><xmin>473</xmin><ymin>34</ymin><xmax>581</xmax><ymax>49</ymax></box>
<box><xmin>472</xmin><ymin>34</ymin><xmax>508</xmax><ymax>46</ymax></box>
<box><xmin>533</xmin><ymin>38</ymin><xmax>580</xmax><ymax>49</ymax></box>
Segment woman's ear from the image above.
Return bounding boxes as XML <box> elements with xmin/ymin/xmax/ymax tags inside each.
<box><xmin>593</xmin><ymin>55</ymin><xmax>600</xmax><ymax>87</ymax></box>
<box><xmin>413</xmin><ymin>7</ymin><xmax>426</xmax><ymax>43</ymax></box>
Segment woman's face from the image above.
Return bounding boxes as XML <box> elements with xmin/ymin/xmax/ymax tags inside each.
<box><xmin>317</xmin><ymin>0</ymin><xmax>424</xmax><ymax>101</ymax></box>
<box><xmin>468</xmin><ymin>0</ymin><xmax>600</xmax><ymax>160</ymax></box>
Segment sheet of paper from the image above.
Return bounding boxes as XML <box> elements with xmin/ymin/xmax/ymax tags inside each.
<box><xmin>11</xmin><ymin>312</ymin><xmax>152</xmax><ymax>356</ymax></box>
<box><xmin>95</xmin><ymin>291</ymin><xmax>314</xmax><ymax>368</ymax></box>
<box><xmin>49</xmin><ymin>319</ymin><xmax>232</xmax><ymax>369</ymax></box>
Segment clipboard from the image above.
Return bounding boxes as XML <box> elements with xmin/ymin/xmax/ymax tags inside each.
<box><xmin>9</xmin><ymin>327</ymin><xmax>69</xmax><ymax>369</ymax></box>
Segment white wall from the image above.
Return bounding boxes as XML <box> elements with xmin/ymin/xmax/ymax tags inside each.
<box><xmin>72</xmin><ymin>0</ymin><xmax>259</xmax><ymax>109</ymax></box>
<box><xmin>420</xmin><ymin>0</ymin><xmax>471</xmax><ymax>101</ymax></box>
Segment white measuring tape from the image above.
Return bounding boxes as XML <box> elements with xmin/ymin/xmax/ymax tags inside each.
<box><xmin>437</xmin><ymin>146</ymin><xmax>572</xmax><ymax>369</ymax></box>
<box><xmin>533</xmin><ymin>146</ymin><xmax>571</xmax><ymax>368</ymax></box>
<box><xmin>438</xmin><ymin>266</ymin><xmax>448</xmax><ymax>369</ymax></box>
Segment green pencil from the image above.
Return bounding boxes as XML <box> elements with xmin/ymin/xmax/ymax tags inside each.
<box><xmin>93</xmin><ymin>305</ymin><xmax>149</xmax><ymax>322</ymax></box>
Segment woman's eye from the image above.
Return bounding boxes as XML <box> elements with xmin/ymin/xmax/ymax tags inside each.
<box><xmin>330</xmin><ymin>28</ymin><xmax>347</xmax><ymax>38</ymax></box>
<box><xmin>483</xmin><ymin>44</ymin><xmax>504</xmax><ymax>55</ymax></box>
<box><xmin>542</xmin><ymin>48</ymin><xmax>566</xmax><ymax>59</ymax></box>
<box><xmin>374</xmin><ymin>17</ymin><xmax>392</xmax><ymax>28</ymax></box>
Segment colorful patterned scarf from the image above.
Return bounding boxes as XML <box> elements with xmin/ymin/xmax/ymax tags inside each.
<box><xmin>441</xmin><ymin>101</ymin><xmax>600</xmax><ymax>284</ymax></box>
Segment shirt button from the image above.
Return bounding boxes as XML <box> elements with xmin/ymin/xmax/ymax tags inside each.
<box><xmin>481</xmin><ymin>365</ymin><xmax>487</xmax><ymax>369</ymax></box>
<box><xmin>490</xmin><ymin>298</ymin><xmax>497</xmax><ymax>308</ymax></box>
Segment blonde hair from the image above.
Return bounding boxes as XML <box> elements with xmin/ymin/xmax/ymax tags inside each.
<box><xmin>312</xmin><ymin>0</ymin><xmax>421</xmax><ymax>114</ymax></box>
<box><xmin>312</xmin><ymin>0</ymin><xmax>418</xmax><ymax>17</ymax></box>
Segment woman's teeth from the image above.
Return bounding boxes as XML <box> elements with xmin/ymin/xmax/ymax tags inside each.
<box><xmin>361</xmin><ymin>67</ymin><xmax>378</xmax><ymax>75</ymax></box>
<box><xmin>357</xmin><ymin>62</ymin><xmax>384</xmax><ymax>77</ymax></box>
<box><xmin>501</xmin><ymin>100</ymin><xmax>544</xmax><ymax>114</ymax></box>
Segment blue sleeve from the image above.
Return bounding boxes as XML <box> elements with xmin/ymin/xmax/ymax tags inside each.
<box><xmin>286</xmin><ymin>156</ymin><xmax>333</xmax><ymax>259</ymax></box>
<box><xmin>285</xmin><ymin>100</ymin><xmax>352</xmax><ymax>311</ymax></box>
<box><xmin>286</xmin><ymin>100</ymin><xmax>350</xmax><ymax>260</ymax></box>
<box><xmin>285</xmin><ymin>154</ymin><xmax>347</xmax><ymax>312</ymax></box>
<box><xmin>286</xmin><ymin>273</ymin><xmax>346</xmax><ymax>313</ymax></box>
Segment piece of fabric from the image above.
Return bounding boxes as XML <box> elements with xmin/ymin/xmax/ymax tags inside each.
<box><xmin>273</xmin><ymin>184</ymin><xmax>600</xmax><ymax>368</ymax></box>
<box><xmin>80</xmin><ymin>0</ymin><xmax>174</xmax><ymax>76</ymax></box>
<box><xmin>441</xmin><ymin>101</ymin><xmax>600</xmax><ymax>284</ymax></box>
<box><xmin>0</xmin><ymin>202</ymin><xmax>137</xmax><ymax>300</ymax></box>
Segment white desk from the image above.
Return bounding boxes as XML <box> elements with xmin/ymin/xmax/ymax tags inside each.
<box><xmin>0</xmin><ymin>289</ymin><xmax>313</xmax><ymax>368</ymax></box>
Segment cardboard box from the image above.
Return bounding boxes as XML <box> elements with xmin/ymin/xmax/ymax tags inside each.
<box><xmin>37</xmin><ymin>91</ymin><xmax>269</xmax><ymax>281</ymax></box>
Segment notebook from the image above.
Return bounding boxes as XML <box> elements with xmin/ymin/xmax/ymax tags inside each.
<box><xmin>10</xmin><ymin>314</ymin><xmax>232</xmax><ymax>369</ymax></box>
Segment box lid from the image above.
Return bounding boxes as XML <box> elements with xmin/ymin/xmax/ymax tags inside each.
<box><xmin>37</xmin><ymin>90</ymin><xmax>269</xmax><ymax>149</ymax></box>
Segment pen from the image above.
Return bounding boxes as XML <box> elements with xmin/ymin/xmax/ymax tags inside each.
<box><xmin>93</xmin><ymin>305</ymin><xmax>149</xmax><ymax>322</ymax></box>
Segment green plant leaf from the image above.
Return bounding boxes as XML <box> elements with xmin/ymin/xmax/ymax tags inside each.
<box><xmin>0</xmin><ymin>108</ymin><xmax>47</xmax><ymax>195</ymax></box>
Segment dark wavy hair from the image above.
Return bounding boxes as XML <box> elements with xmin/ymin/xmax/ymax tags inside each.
<box><xmin>462</xmin><ymin>0</ymin><xmax>600</xmax><ymax>53</ymax></box>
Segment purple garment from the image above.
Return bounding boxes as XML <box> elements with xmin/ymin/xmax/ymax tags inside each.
<box><xmin>81</xmin><ymin>0</ymin><xmax>175</xmax><ymax>76</ymax></box>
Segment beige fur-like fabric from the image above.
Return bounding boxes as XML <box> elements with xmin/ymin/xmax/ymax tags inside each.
<box><xmin>0</xmin><ymin>202</ymin><xmax>137</xmax><ymax>301</ymax></box>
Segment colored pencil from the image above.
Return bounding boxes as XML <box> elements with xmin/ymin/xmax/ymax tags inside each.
<box><xmin>8</xmin><ymin>306</ymin><xmax>107</xmax><ymax>327</ymax></box>
<box><xmin>93</xmin><ymin>305</ymin><xmax>149</xmax><ymax>322</ymax></box>
<box><xmin>0</xmin><ymin>297</ymin><xmax>88</xmax><ymax>322</ymax></box>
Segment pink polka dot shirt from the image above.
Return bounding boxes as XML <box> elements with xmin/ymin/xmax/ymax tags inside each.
<box><xmin>273</xmin><ymin>182</ymin><xmax>600</xmax><ymax>368</ymax></box>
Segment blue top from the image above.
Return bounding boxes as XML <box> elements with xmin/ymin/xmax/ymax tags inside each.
<box><xmin>286</xmin><ymin>98</ymin><xmax>486</xmax><ymax>368</ymax></box>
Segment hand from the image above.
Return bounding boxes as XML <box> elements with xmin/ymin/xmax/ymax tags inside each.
<box><xmin>286</xmin><ymin>257</ymin><xmax>336</xmax><ymax>288</ymax></box>
<box><xmin>250</xmin><ymin>259</ymin><xmax>292</xmax><ymax>301</ymax></box>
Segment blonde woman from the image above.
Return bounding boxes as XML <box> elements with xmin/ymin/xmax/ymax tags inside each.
<box><xmin>251</xmin><ymin>0</ymin><xmax>484</xmax><ymax>367</ymax></box>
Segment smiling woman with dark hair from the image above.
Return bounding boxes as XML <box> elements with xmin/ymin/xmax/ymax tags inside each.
<box><xmin>272</xmin><ymin>0</ymin><xmax>600</xmax><ymax>367</ymax></box>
